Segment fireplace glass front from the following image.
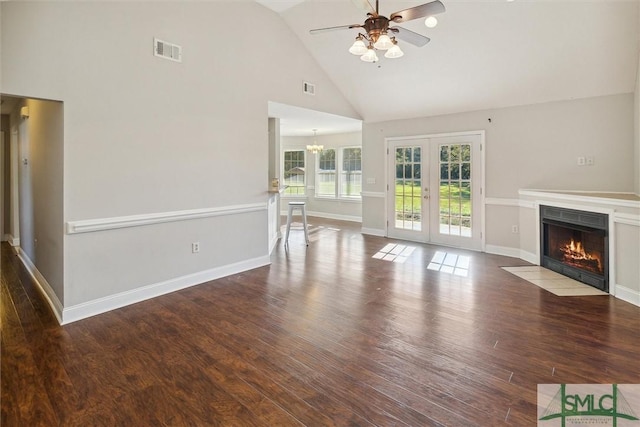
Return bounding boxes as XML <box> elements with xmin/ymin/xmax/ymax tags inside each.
<box><xmin>540</xmin><ymin>206</ymin><xmax>608</xmax><ymax>292</ymax></box>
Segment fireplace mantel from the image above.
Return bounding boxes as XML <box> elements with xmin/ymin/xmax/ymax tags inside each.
<box><xmin>516</xmin><ymin>189</ymin><xmax>640</xmax><ymax>307</ymax></box>
<box><xmin>519</xmin><ymin>189</ymin><xmax>640</xmax><ymax>208</ymax></box>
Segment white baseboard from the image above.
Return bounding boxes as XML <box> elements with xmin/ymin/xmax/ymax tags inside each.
<box><xmin>269</xmin><ymin>234</ymin><xmax>279</xmax><ymax>254</ymax></box>
<box><xmin>16</xmin><ymin>249</ymin><xmax>64</xmax><ymax>324</ymax></box>
<box><xmin>61</xmin><ymin>255</ymin><xmax>271</xmax><ymax>324</ymax></box>
<box><xmin>7</xmin><ymin>235</ymin><xmax>20</xmax><ymax>246</ymax></box>
<box><xmin>297</xmin><ymin>211</ymin><xmax>362</xmax><ymax>223</ymax></box>
<box><xmin>485</xmin><ymin>244</ymin><xmax>538</xmax><ymax>264</ymax></box>
<box><xmin>614</xmin><ymin>285</ymin><xmax>640</xmax><ymax>307</ymax></box>
<box><xmin>361</xmin><ymin>227</ymin><xmax>386</xmax><ymax>237</ymax></box>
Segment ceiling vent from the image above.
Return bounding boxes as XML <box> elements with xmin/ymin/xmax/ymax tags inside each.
<box><xmin>303</xmin><ymin>81</ymin><xmax>316</xmax><ymax>95</ymax></box>
<box><xmin>154</xmin><ymin>38</ymin><xmax>182</xmax><ymax>63</ymax></box>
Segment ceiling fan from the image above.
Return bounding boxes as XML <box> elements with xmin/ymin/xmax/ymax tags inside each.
<box><xmin>310</xmin><ymin>0</ymin><xmax>445</xmax><ymax>62</ymax></box>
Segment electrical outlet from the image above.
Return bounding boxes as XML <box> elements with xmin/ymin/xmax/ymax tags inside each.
<box><xmin>577</xmin><ymin>157</ymin><xmax>585</xmax><ymax>166</ymax></box>
<box><xmin>586</xmin><ymin>156</ymin><xmax>594</xmax><ymax>166</ymax></box>
<box><xmin>192</xmin><ymin>242</ymin><xmax>200</xmax><ymax>253</ymax></box>
<box><xmin>511</xmin><ymin>225</ymin><xmax>519</xmax><ymax>234</ymax></box>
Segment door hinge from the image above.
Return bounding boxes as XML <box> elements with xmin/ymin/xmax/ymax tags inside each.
<box><xmin>387</xmin><ymin>184</ymin><xmax>389</xmax><ymax>191</ymax></box>
<box><xmin>480</xmin><ymin>143</ymin><xmax>483</xmax><ymax>151</ymax></box>
<box><xmin>387</xmin><ymin>147</ymin><xmax>389</xmax><ymax>155</ymax></box>
<box><xmin>480</xmin><ymin>187</ymin><xmax>483</xmax><ymax>195</ymax></box>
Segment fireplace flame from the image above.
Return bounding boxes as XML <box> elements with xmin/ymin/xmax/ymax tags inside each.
<box><xmin>562</xmin><ymin>238</ymin><xmax>602</xmax><ymax>272</ymax></box>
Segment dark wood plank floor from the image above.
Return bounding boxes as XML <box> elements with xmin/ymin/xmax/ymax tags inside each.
<box><xmin>2</xmin><ymin>217</ymin><xmax>639</xmax><ymax>426</ymax></box>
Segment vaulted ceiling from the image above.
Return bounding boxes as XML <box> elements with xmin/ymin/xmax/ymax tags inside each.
<box><xmin>259</xmin><ymin>0</ymin><xmax>639</xmax><ymax>124</ymax></box>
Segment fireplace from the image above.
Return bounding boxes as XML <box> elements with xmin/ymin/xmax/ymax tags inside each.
<box><xmin>540</xmin><ymin>205</ymin><xmax>608</xmax><ymax>292</ymax></box>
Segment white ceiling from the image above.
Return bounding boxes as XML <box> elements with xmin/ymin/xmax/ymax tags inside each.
<box><xmin>269</xmin><ymin>102</ymin><xmax>362</xmax><ymax>136</ymax></box>
<box><xmin>255</xmin><ymin>0</ymin><xmax>307</xmax><ymax>13</ymax></box>
<box><xmin>260</xmin><ymin>0</ymin><xmax>639</xmax><ymax>125</ymax></box>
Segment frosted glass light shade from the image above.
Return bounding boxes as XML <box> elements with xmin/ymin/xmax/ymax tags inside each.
<box><xmin>360</xmin><ymin>48</ymin><xmax>378</xmax><ymax>62</ymax></box>
<box><xmin>373</xmin><ymin>33</ymin><xmax>393</xmax><ymax>50</ymax></box>
<box><xmin>349</xmin><ymin>39</ymin><xmax>368</xmax><ymax>55</ymax></box>
<box><xmin>424</xmin><ymin>16</ymin><xmax>438</xmax><ymax>28</ymax></box>
<box><xmin>307</xmin><ymin>144</ymin><xmax>324</xmax><ymax>153</ymax></box>
<box><xmin>384</xmin><ymin>43</ymin><xmax>404</xmax><ymax>58</ymax></box>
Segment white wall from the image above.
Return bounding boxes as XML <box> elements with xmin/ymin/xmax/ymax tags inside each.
<box><xmin>10</xmin><ymin>98</ymin><xmax>65</xmax><ymax>302</ymax></box>
<box><xmin>282</xmin><ymin>132</ymin><xmax>362</xmax><ymax>221</ymax></box>
<box><xmin>362</xmin><ymin>94</ymin><xmax>635</xmax><ymax>248</ymax></box>
<box><xmin>1</xmin><ymin>2</ymin><xmax>360</xmax><ymax>319</ymax></box>
<box><xmin>635</xmin><ymin>47</ymin><xmax>640</xmax><ymax>195</ymax></box>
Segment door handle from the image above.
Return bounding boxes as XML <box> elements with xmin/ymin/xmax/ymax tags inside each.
<box><xmin>424</xmin><ymin>188</ymin><xmax>429</xmax><ymax>199</ymax></box>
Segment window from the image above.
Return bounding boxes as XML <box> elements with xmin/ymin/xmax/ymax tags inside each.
<box><xmin>283</xmin><ymin>150</ymin><xmax>305</xmax><ymax>196</ymax></box>
<box><xmin>341</xmin><ymin>147</ymin><xmax>362</xmax><ymax>198</ymax></box>
<box><xmin>315</xmin><ymin>147</ymin><xmax>361</xmax><ymax>199</ymax></box>
<box><xmin>316</xmin><ymin>149</ymin><xmax>336</xmax><ymax>197</ymax></box>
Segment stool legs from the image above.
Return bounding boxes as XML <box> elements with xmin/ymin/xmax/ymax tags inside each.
<box><xmin>301</xmin><ymin>206</ymin><xmax>309</xmax><ymax>245</ymax></box>
<box><xmin>285</xmin><ymin>206</ymin><xmax>293</xmax><ymax>244</ymax></box>
<box><xmin>285</xmin><ymin>203</ymin><xmax>309</xmax><ymax>246</ymax></box>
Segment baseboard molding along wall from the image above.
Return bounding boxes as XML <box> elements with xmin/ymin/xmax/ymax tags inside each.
<box><xmin>281</xmin><ymin>210</ymin><xmax>362</xmax><ymax>223</ymax></box>
<box><xmin>360</xmin><ymin>227</ymin><xmax>386</xmax><ymax>237</ymax></box>
<box><xmin>6</xmin><ymin>234</ymin><xmax>20</xmax><ymax>246</ymax></box>
<box><xmin>614</xmin><ymin>285</ymin><xmax>640</xmax><ymax>307</ymax></box>
<box><xmin>61</xmin><ymin>255</ymin><xmax>271</xmax><ymax>324</ymax></box>
<box><xmin>17</xmin><ymin>249</ymin><xmax>64</xmax><ymax>324</ymax></box>
<box><xmin>16</xmin><ymin>248</ymin><xmax>270</xmax><ymax>325</ymax></box>
<box><xmin>485</xmin><ymin>244</ymin><xmax>538</xmax><ymax>265</ymax></box>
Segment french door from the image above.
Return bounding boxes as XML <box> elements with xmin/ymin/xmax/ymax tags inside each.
<box><xmin>387</xmin><ymin>134</ymin><xmax>483</xmax><ymax>250</ymax></box>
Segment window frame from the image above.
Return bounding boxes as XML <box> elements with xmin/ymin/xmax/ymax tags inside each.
<box><xmin>282</xmin><ymin>148</ymin><xmax>307</xmax><ymax>197</ymax></box>
<box><xmin>314</xmin><ymin>145</ymin><xmax>362</xmax><ymax>201</ymax></box>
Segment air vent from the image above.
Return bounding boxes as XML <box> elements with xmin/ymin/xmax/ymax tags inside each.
<box><xmin>154</xmin><ymin>38</ymin><xmax>182</xmax><ymax>63</ymax></box>
<box><xmin>303</xmin><ymin>81</ymin><xmax>316</xmax><ymax>95</ymax></box>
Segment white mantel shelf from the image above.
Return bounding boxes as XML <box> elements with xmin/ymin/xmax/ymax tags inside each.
<box><xmin>519</xmin><ymin>189</ymin><xmax>640</xmax><ymax>209</ymax></box>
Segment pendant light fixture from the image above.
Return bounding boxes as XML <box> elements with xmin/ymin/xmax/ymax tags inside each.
<box><xmin>306</xmin><ymin>129</ymin><xmax>324</xmax><ymax>154</ymax></box>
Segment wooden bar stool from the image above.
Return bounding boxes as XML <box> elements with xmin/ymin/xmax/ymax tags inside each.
<box><xmin>285</xmin><ymin>201</ymin><xmax>309</xmax><ymax>246</ymax></box>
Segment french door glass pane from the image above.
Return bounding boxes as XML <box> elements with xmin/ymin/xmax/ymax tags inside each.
<box><xmin>439</xmin><ymin>144</ymin><xmax>471</xmax><ymax>237</ymax></box>
<box><xmin>395</xmin><ymin>146</ymin><xmax>422</xmax><ymax>231</ymax></box>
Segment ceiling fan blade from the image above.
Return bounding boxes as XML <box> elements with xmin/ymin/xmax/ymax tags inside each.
<box><xmin>390</xmin><ymin>26</ymin><xmax>430</xmax><ymax>47</ymax></box>
<box><xmin>350</xmin><ymin>0</ymin><xmax>376</xmax><ymax>15</ymax></box>
<box><xmin>390</xmin><ymin>0</ymin><xmax>445</xmax><ymax>23</ymax></box>
<box><xmin>310</xmin><ymin>24</ymin><xmax>362</xmax><ymax>35</ymax></box>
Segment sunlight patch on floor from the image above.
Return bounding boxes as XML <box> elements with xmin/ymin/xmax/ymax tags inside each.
<box><xmin>427</xmin><ymin>251</ymin><xmax>470</xmax><ymax>277</ymax></box>
<box><xmin>372</xmin><ymin>243</ymin><xmax>416</xmax><ymax>263</ymax></box>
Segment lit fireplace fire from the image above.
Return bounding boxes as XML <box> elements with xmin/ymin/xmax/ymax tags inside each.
<box><xmin>561</xmin><ymin>238</ymin><xmax>602</xmax><ymax>274</ymax></box>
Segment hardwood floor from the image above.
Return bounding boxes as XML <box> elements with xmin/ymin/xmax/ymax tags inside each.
<box><xmin>2</xmin><ymin>217</ymin><xmax>639</xmax><ymax>426</ymax></box>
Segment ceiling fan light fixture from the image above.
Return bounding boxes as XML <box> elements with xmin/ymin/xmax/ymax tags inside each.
<box><xmin>309</xmin><ymin>0</ymin><xmax>446</xmax><ymax>63</ymax></box>
<box><xmin>349</xmin><ymin>36</ymin><xmax>368</xmax><ymax>55</ymax></box>
<box><xmin>384</xmin><ymin>41</ymin><xmax>404</xmax><ymax>58</ymax></box>
<box><xmin>424</xmin><ymin>16</ymin><xmax>438</xmax><ymax>28</ymax></box>
<box><xmin>373</xmin><ymin>33</ymin><xmax>393</xmax><ymax>50</ymax></box>
<box><xmin>360</xmin><ymin>46</ymin><xmax>379</xmax><ymax>62</ymax></box>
